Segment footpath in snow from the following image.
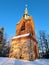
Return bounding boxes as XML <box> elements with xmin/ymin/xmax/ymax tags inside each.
<box><xmin>0</xmin><ymin>57</ymin><xmax>49</xmax><ymax>65</ymax></box>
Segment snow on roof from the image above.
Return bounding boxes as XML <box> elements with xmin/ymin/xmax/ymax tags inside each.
<box><xmin>12</xmin><ymin>33</ymin><xmax>30</xmax><ymax>39</ymax></box>
<box><xmin>0</xmin><ymin>57</ymin><xmax>49</xmax><ymax>65</ymax></box>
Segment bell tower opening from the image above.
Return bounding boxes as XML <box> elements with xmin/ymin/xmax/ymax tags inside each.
<box><xmin>21</xmin><ymin>22</ymin><xmax>25</xmax><ymax>31</ymax></box>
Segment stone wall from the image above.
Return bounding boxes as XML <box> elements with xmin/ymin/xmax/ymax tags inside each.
<box><xmin>9</xmin><ymin>37</ymin><xmax>38</xmax><ymax>60</ymax></box>
<box><xmin>10</xmin><ymin>39</ymin><xmax>32</xmax><ymax>60</ymax></box>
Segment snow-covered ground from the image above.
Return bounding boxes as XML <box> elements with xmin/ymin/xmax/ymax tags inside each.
<box><xmin>0</xmin><ymin>57</ymin><xmax>49</xmax><ymax>65</ymax></box>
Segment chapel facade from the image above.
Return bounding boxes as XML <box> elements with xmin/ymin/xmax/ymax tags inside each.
<box><xmin>9</xmin><ymin>6</ymin><xmax>39</xmax><ymax>60</ymax></box>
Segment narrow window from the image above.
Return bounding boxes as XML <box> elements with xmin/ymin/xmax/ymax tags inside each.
<box><xmin>21</xmin><ymin>22</ymin><xmax>25</xmax><ymax>31</ymax></box>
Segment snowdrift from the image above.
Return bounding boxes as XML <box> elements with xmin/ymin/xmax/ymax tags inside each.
<box><xmin>0</xmin><ymin>57</ymin><xmax>49</xmax><ymax>65</ymax></box>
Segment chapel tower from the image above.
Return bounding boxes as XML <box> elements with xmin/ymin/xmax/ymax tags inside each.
<box><xmin>9</xmin><ymin>6</ymin><xmax>38</xmax><ymax>60</ymax></box>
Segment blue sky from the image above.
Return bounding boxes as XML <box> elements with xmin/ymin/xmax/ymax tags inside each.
<box><xmin>0</xmin><ymin>0</ymin><xmax>49</xmax><ymax>37</ymax></box>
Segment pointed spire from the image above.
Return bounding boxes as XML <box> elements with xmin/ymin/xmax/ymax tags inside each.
<box><xmin>24</xmin><ymin>4</ymin><xmax>28</xmax><ymax>15</ymax></box>
<box><xmin>23</xmin><ymin>5</ymin><xmax>30</xmax><ymax>20</ymax></box>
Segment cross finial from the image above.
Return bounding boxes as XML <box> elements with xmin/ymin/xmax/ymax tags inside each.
<box><xmin>25</xmin><ymin>4</ymin><xmax>28</xmax><ymax>8</ymax></box>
